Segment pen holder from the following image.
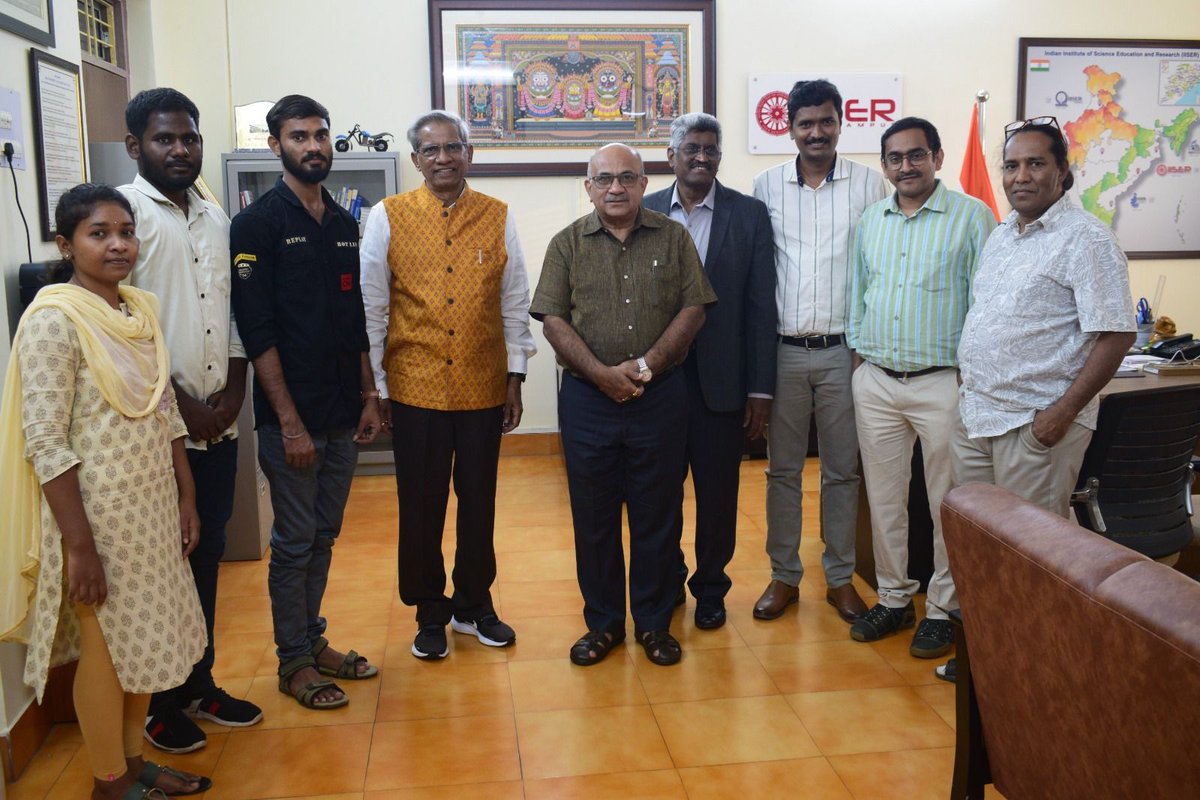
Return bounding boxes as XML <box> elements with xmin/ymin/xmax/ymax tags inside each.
<box><xmin>1135</xmin><ymin>321</ymin><xmax>1154</xmax><ymax>348</ymax></box>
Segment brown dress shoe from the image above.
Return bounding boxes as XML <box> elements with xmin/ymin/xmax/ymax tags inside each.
<box><xmin>825</xmin><ymin>583</ymin><xmax>869</xmax><ymax>622</ymax></box>
<box><xmin>753</xmin><ymin>580</ymin><xmax>799</xmax><ymax>620</ymax></box>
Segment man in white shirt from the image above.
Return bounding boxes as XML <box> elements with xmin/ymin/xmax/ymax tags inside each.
<box><xmin>937</xmin><ymin>118</ymin><xmax>1135</xmax><ymax>686</ymax></box>
<box><xmin>751</xmin><ymin>80</ymin><xmax>888</xmax><ymax>624</ymax></box>
<box><xmin>120</xmin><ymin>88</ymin><xmax>262</xmax><ymax>753</ymax></box>
<box><xmin>955</xmin><ymin>118</ymin><xmax>1135</xmax><ymax>515</ymax></box>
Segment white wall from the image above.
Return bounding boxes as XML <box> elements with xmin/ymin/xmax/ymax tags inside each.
<box><xmin>0</xmin><ymin>0</ymin><xmax>84</xmax><ymax>738</ymax></box>
<box><xmin>135</xmin><ymin>0</ymin><xmax>1200</xmax><ymax>433</ymax></box>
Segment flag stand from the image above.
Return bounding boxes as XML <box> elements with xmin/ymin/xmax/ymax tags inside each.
<box><xmin>975</xmin><ymin>89</ymin><xmax>989</xmax><ymax>152</ymax></box>
<box><xmin>962</xmin><ymin>89</ymin><xmax>1002</xmax><ymax>221</ymax></box>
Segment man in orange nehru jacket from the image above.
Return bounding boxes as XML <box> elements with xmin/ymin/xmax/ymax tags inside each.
<box><xmin>360</xmin><ymin>110</ymin><xmax>537</xmax><ymax>661</ymax></box>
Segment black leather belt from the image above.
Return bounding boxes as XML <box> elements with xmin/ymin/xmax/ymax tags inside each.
<box><xmin>876</xmin><ymin>365</ymin><xmax>952</xmax><ymax>380</ymax></box>
<box><xmin>780</xmin><ymin>334</ymin><xmax>843</xmax><ymax>349</ymax></box>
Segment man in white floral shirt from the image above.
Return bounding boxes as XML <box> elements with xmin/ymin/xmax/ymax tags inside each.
<box><xmin>940</xmin><ymin>118</ymin><xmax>1135</xmax><ymax>686</ymax></box>
<box><xmin>955</xmin><ymin>117</ymin><xmax>1136</xmax><ymax>517</ymax></box>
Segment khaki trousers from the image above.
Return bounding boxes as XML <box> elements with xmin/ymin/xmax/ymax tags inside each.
<box><xmin>852</xmin><ymin>363</ymin><xmax>959</xmax><ymax>619</ymax></box>
<box><xmin>951</xmin><ymin>416</ymin><xmax>1092</xmax><ymax>519</ymax></box>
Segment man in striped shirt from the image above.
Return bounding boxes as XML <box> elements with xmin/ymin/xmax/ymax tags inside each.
<box><xmin>846</xmin><ymin>117</ymin><xmax>994</xmax><ymax>658</ymax></box>
<box><xmin>751</xmin><ymin>80</ymin><xmax>888</xmax><ymax>624</ymax></box>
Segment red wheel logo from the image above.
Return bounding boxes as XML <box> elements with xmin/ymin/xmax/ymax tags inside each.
<box><xmin>756</xmin><ymin>91</ymin><xmax>789</xmax><ymax>135</ymax></box>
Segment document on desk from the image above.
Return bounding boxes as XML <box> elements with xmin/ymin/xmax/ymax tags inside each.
<box><xmin>1115</xmin><ymin>354</ymin><xmax>1166</xmax><ymax>377</ymax></box>
<box><xmin>1144</xmin><ymin>361</ymin><xmax>1200</xmax><ymax>375</ymax></box>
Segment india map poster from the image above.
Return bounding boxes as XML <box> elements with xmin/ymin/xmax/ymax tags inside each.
<box><xmin>1018</xmin><ymin>38</ymin><xmax>1200</xmax><ymax>258</ymax></box>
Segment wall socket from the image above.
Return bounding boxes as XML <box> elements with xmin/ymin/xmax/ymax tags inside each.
<box><xmin>0</xmin><ymin>137</ymin><xmax>24</xmax><ymax>169</ymax></box>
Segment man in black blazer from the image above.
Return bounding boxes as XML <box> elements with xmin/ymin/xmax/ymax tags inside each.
<box><xmin>645</xmin><ymin>113</ymin><xmax>777</xmax><ymax>629</ymax></box>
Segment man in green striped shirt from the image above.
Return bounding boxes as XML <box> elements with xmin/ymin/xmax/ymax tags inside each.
<box><xmin>846</xmin><ymin>117</ymin><xmax>995</xmax><ymax>659</ymax></box>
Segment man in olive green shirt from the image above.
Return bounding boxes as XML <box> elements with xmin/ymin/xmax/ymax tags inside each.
<box><xmin>531</xmin><ymin>143</ymin><xmax>716</xmax><ymax>668</ymax></box>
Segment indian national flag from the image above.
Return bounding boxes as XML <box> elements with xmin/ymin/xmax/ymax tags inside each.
<box><xmin>1030</xmin><ymin>58</ymin><xmax>1050</xmax><ymax>72</ymax></box>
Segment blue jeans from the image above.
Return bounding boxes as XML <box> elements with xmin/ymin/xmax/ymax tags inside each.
<box><xmin>257</xmin><ymin>426</ymin><xmax>357</xmax><ymax>666</ymax></box>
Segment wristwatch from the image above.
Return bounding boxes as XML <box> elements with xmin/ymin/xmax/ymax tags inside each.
<box><xmin>507</xmin><ymin>371</ymin><xmax>526</xmax><ymax>383</ymax></box>
<box><xmin>637</xmin><ymin>356</ymin><xmax>653</xmax><ymax>382</ymax></box>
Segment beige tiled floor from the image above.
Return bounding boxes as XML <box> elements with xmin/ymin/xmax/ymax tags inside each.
<box><xmin>5</xmin><ymin>455</ymin><xmax>1009</xmax><ymax>799</ymax></box>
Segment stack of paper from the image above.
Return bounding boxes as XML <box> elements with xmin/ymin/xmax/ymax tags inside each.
<box><xmin>1114</xmin><ymin>354</ymin><xmax>1166</xmax><ymax>377</ymax></box>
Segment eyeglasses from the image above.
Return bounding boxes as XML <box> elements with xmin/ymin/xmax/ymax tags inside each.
<box><xmin>416</xmin><ymin>141</ymin><xmax>467</xmax><ymax>159</ymax></box>
<box><xmin>883</xmin><ymin>149</ymin><xmax>932</xmax><ymax>168</ymax></box>
<box><xmin>1004</xmin><ymin>116</ymin><xmax>1061</xmax><ymax>137</ymax></box>
<box><xmin>677</xmin><ymin>144</ymin><xmax>721</xmax><ymax>158</ymax></box>
<box><xmin>589</xmin><ymin>172</ymin><xmax>643</xmax><ymax>188</ymax></box>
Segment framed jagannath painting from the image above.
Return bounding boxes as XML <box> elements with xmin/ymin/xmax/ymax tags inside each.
<box><xmin>428</xmin><ymin>0</ymin><xmax>716</xmax><ymax>176</ymax></box>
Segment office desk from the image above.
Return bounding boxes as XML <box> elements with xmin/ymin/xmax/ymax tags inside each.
<box><xmin>1097</xmin><ymin>369</ymin><xmax>1200</xmax><ymax>399</ymax></box>
<box><xmin>852</xmin><ymin>370</ymin><xmax>1200</xmax><ymax>589</ymax></box>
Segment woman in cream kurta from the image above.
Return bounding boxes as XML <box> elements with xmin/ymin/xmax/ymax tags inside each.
<box><xmin>0</xmin><ymin>183</ymin><xmax>211</xmax><ymax>799</ymax></box>
<box><xmin>18</xmin><ymin>302</ymin><xmax>206</xmax><ymax>698</ymax></box>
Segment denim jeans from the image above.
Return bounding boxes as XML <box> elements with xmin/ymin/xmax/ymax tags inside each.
<box><xmin>257</xmin><ymin>426</ymin><xmax>357</xmax><ymax>666</ymax></box>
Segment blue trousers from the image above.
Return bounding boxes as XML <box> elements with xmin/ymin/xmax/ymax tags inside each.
<box><xmin>678</xmin><ymin>356</ymin><xmax>745</xmax><ymax>608</ymax></box>
<box><xmin>559</xmin><ymin>370</ymin><xmax>687</xmax><ymax>633</ymax></box>
<box><xmin>257</xmin><ymin>426</ymin><xmax>357</xmax><ymax>666</ymax></box>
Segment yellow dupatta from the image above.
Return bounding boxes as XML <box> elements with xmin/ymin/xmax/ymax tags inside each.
<box><xmin>0</xmin><ymin>283</ymin><xmax>170</xmax><ymax>642</ymax></box>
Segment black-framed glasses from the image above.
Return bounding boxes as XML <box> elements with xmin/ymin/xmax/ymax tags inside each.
<box><xmin>1004</xmin><ymin>116</ymin><xmax>1061</xmax><ymax>137</ymax></box>
<box><xmin>883</xmin><ymin>149</ymin><xmax>932</xmax><ymax>168</ymax></box>
<box><xmin>416</xmin><ymin>141</ymin><xmax>467</xmax><ymax>159</ymax></box>
<box><xmin>678</xmin><ymin>144</ymin><xmax>721</xmax><ymax>158</ymax></box>
<box><xmin>589</xmin><ymin>172</ymin><xmax>642</xmax><ymax>187</ymax></box>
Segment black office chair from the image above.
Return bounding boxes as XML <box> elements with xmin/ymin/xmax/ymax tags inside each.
<box><xmin>1071</xmin><ymin>384</ymin><xmax>1200</xmax><ymax>559</ymax></box>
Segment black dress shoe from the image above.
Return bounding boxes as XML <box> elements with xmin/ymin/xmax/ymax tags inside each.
<box><xmin>694</xmin><ymin>605</ymin><xmax>726</xmax><ymax>630</ymax></box>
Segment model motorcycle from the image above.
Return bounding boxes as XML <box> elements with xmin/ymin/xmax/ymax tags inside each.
<box><xmin>334</xmin><ymin>123</ymin><xmax>394</xmax><ymax>152</ymax></box>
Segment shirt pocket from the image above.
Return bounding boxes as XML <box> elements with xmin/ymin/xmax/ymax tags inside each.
<box><xmin>204</xmin><ymin>251</ymin><xmax>232</xmax><ymax>301</ymax></box>
<box><xmin>1008</xmin><ymin>270</ymin><xmax>1069</xmax><ymax>321</ymax></box>
<box><xmin>641</xmin><ymin>247</ymin><xmax>679</xmax><ymax>313</ymax></box>
<box><xmin>278</xmin><ymin>241</ymin><xmax>320</xmax><ymax>286</ymax></box>
<box><xmin>912</xmin><ymin>251</ymin><xmax>950</xmax><ymax>294</ymax></box>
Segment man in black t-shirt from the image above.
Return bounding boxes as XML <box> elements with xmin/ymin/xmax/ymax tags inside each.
<box><xmin>230</xmin><ymin>94</ymin><xmax>381</xmax><ymax>711</ymax></box>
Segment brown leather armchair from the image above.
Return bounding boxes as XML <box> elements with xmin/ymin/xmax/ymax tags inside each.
<box><xmin>942</xmin><ymin>483</ymin><xmax>1200</xmax><ymax>800</ymax></box>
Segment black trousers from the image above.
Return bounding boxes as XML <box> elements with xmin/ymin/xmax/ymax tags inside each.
<box><xmin>559</xmin><ymin>370</ymin><xmax>687</xmax><ymax>633</ymax></box>
<box><xmin>391</xmin><ymin>401</ymin><xmax>503</xmax><ymax>626</ymax></box>
<box><xmin>150</xmin><ymin>437</ymin><xmax>237</xmax><ymax>713</ymax></box>
<box><xmin>679</xmin><ymin>356</ymin><xmax>745</xmax><ymax>607</ymax></box>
